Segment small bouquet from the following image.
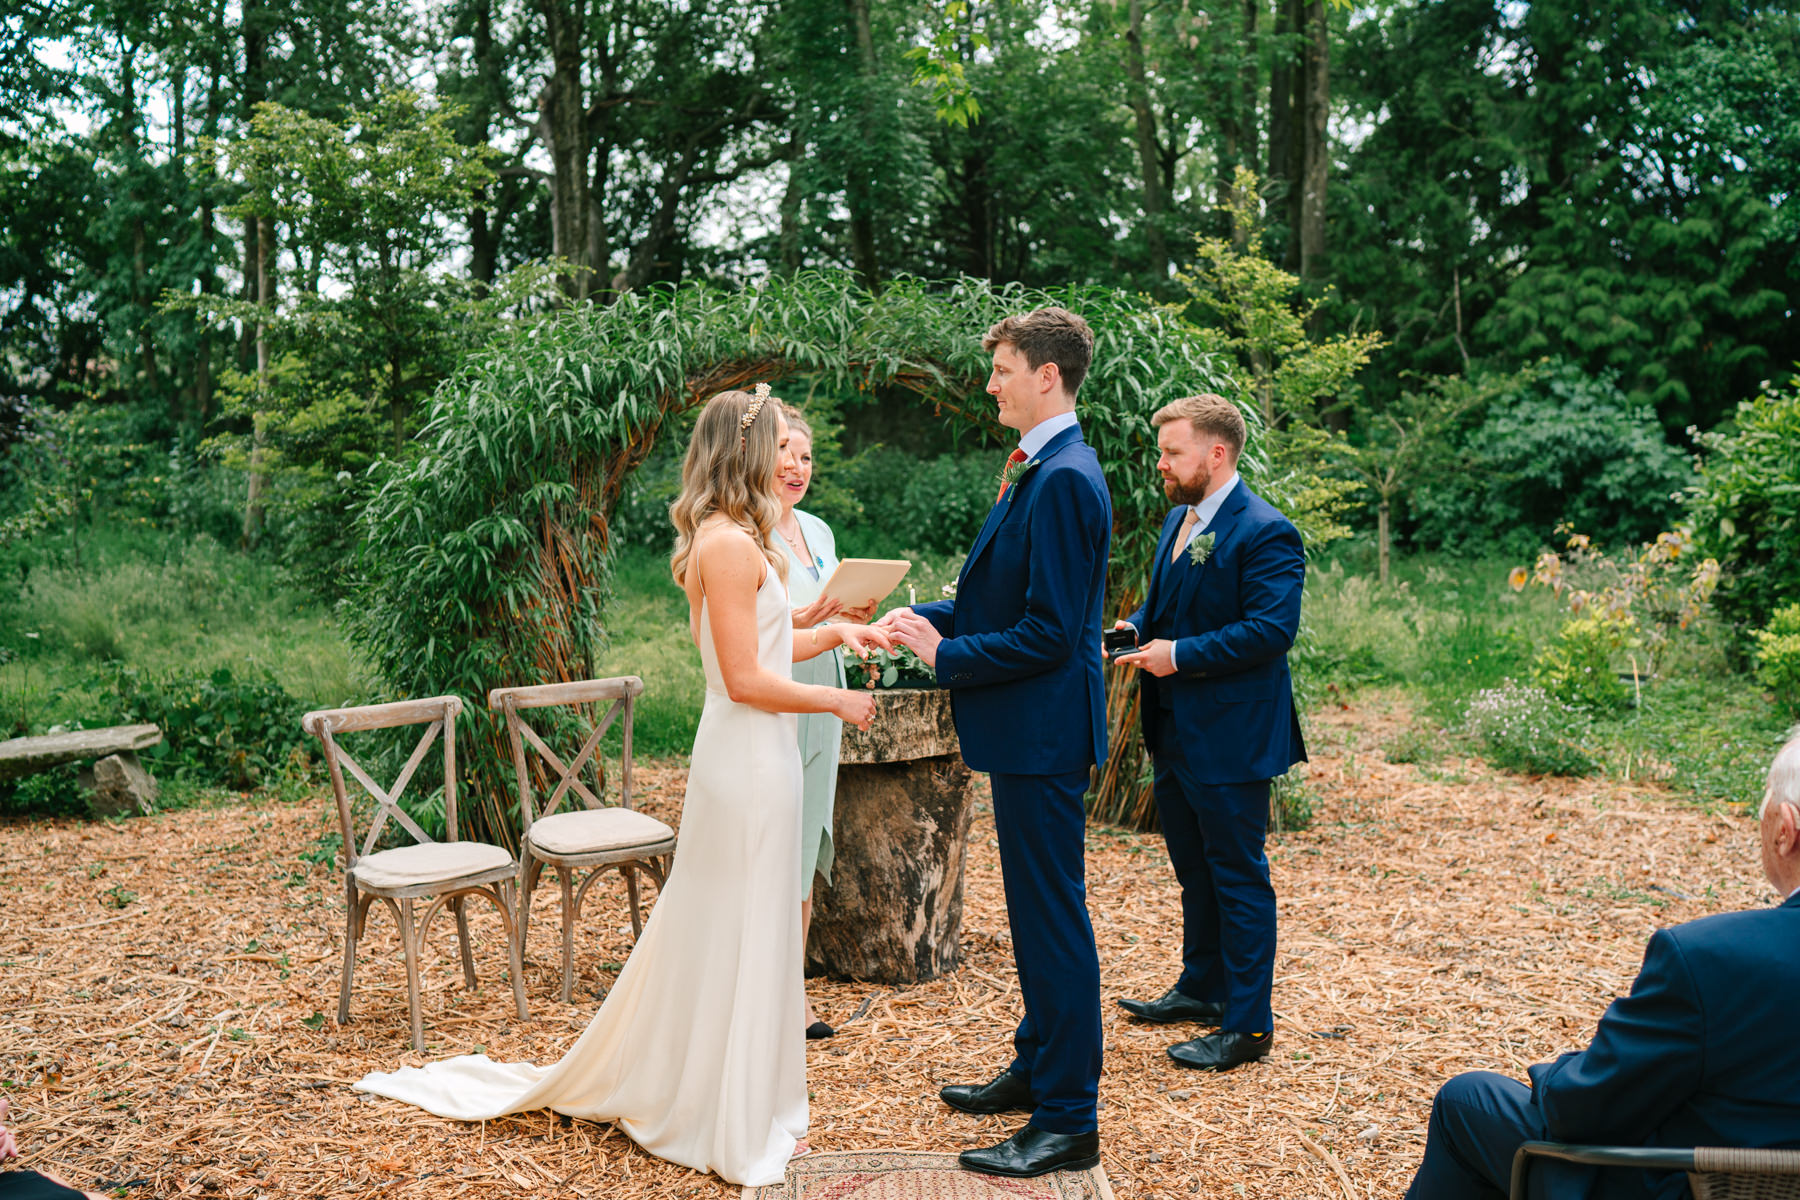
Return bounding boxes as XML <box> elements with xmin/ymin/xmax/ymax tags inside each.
<box><xmin>857</xmin><ymin>645</ymin><xmax>935</xmax><ymax>689</ymax></box>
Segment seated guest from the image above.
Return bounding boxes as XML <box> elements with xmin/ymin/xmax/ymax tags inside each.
<box><xmin>1406</xmin><ymin>725</ymin><xmax>1800</xmax><ymax>1200</ymax></box>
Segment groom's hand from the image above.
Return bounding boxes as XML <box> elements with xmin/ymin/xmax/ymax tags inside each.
<box><xmin>889</xmin><ymin>612</ymin><xmax>943</xmax><ymax>669</ymax></box>
<box><xmin>874</xmin><ymin>605</ymin><xmax>914</xmax><ymax>629</ymax></box>
<box><xmin>1116</xmin><ymin>638</ymin><xmax>1177</xmax><ymax>677</ymax></box>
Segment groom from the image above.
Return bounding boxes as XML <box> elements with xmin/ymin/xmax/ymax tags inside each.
<box><xmin>883</xmin><ymin>307</ymin><xmax>1112</xmax><ymax>1179</ymax></box>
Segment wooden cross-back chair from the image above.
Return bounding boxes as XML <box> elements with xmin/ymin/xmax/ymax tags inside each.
<box><xmin>489</xmin><ymin>676</ymin><xmax>676</xmax><ymax>1003</ymax></box>
<box><xmin>301</xmin><ymin>695</ymin><xmax>527</xmax><ymax>1051</ymax></box>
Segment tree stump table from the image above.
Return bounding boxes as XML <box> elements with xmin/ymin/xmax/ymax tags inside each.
<box><xmin>806</xmin><ymin>687</ymin><xmax>976</xmax><ymax>984</ymax></box>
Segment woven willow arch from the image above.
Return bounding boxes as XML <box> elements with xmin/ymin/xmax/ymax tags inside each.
<box><xmin>348</xmin><ymin>270</ymin><xmax>1251</xmax><ymax>845</ymax></box>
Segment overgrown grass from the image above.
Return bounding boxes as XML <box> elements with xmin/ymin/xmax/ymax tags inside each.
<box><xmin>0</xmin><ymin>524</ymin><xmax>358</xmax><ymax>737</ymax></box>
<box><xmin>1297</xmin><ymin>554</ymin><xmax>1558</xmax><ymax>721</ymax></box>
<box><xmin>1300</xmin><ymin>548</ymin><xmax>1790</xmax><ymax>809</ymax></box>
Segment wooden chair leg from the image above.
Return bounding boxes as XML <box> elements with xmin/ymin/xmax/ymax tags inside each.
<box><xmin>558</xmin><ymin>866</ymin><xmax>576</xmax><ymax>1005</ymax></box>
<box><xmin>452</xmin><ymin>896</ymin><xmax>477</xmax><ymax>991</ymax></box>
<box><xmin>337</xmin><ymin>883</ymin><xmax>361</xmax><ymax>1025</ymax></box>
<box><xmin>624</xmin><ymin>864</ymin><xmax>644</xmax><ymax>939</ymax></box>
<box><xmin>505</xmin><ymin>879</ymin><xmax>529</xmax><ymax>1021</ymax></box>
<box><xmin>399</xmin><ymin>897</ymin><xmax>426</xmax><ymax>1053</ymax></box>
<box><xmin>518</xmin><ymin>858</ymin><xmax>539</xmax><ymax>968</ymax></box>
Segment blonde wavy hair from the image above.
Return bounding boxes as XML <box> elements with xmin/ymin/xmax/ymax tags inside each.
<box><xmin>669</xmin><ymin>388</ymin><xmax>788</xmax><ymax>588</ymax></box>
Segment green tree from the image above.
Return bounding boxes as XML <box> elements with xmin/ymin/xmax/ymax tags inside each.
<box><xmin>1687</xmin><ymin>374</ymin><xmax>1800</xmax><ymax>634</ymax></box>
<box><xmin>167</xmin><ymin>93</ymin><xmax>556</xmax><ymax>561</ymax></box>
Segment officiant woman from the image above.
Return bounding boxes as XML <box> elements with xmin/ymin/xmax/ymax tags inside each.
<box><xmin>776</xmin><ymin>408</ymin><xmax>874</xmax><ymax>1040</ymax></box>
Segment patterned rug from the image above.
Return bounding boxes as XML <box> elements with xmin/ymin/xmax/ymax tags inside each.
<box><xmin>743</xmin><ymin>1150</ymin><xmax>1114</xmax><ymax>1199</ymax></box>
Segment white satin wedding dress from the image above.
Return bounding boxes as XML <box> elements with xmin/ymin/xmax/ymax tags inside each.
<box><xmin>356</xmin><ymin>564</ymin><xmax>808</xmax><ymax>1187</ymax></box>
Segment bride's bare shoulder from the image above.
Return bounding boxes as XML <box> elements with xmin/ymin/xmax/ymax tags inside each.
<box><xmin>693</xmin><ymin>520</ymin><xmax>762</xmax><ymax>578</ymax></box>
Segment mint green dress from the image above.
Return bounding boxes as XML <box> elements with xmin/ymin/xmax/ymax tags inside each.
<box><xmin>783</xmin><ymin>509</ymin><xmax>844</xmax><ymax>899</ymax></box>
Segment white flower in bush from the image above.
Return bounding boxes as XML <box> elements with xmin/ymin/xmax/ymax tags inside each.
<box><xmin>1463</xmin><ymin>680</ymin><xmax>1597</xmax><ymax>777</ymax></box>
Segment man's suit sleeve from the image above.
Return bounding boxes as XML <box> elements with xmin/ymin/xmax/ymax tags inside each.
<box><xmin>1172</xmin><ymin>518</ymin><xmax>1303</xmax><ymax>678</ymax></box>
<box><xmin>934</xmin><ymin>467</ymin><xmax>1106</xmax><ymax>688</ymax></box>
<box><xmin>1526</xmin><ymin>928</ymin><xmax>1704</xmax><ymax>1144</ymax></box>
<box><xmin>911</xmin><ymin>599</ymin><xmax>954</xmax><ymax>637</ymax></box>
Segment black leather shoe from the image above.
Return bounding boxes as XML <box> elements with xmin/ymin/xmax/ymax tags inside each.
<box><xmin>940</xmin><ymin>1070</ymin><xmax>1035</xmax><ymax>1116</ymax></box>
<box><xmin>960</xmin><ymin>1124</ymin><xmax>1101</xmax><ymax>1178</ymax></box>
<box><xmin>1168</xmin><ymin>1030</ymin><xmax>1272</xmax><ymax>1071</ymax></box>
<box><xmin>1117</xmin><ymin>987</ymin><xmax>1225</xmax><ymax>1025</ymax></box>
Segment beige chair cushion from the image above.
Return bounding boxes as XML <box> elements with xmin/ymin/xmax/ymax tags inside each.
<box><xmin>527</xmin><ymin>808</ymin><xmax>674</xmax><ymax>857</ymax></box>
<box><xmin>352</xmin><ymin>841</ymin><xmax>514</xmax><ymax>890</ymax></box>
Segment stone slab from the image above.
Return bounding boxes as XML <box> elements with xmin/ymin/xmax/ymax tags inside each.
<box><xmin>0</xmin><ymin>724</ymin><xmax>163</xmax><ymax>781</ymax></box>
<box><xmin>81</xmin><ymin>751</ymin><xmax>159</xmax><ymax>817</ymax></box>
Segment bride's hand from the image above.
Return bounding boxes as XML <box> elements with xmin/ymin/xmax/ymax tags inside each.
<box><xmin>832</xmin><ymin>688</ymin><xmax>877</xmax><ymax>730</ymax></box>
<box><xmin>792</xmin><ymin>595</ymin><xmax>844</xmax><ymax>628</ymax></box>
<box><xmin>835</xmin><ymin>623</ymin><xmax>894</xmax><ymax>659</ymax></box>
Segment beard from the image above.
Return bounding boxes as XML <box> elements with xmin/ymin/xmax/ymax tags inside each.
<box><xmin>1164</xmin><ymin>464</ymin><xmax>1211</xmax><ymax>507</ymax></box>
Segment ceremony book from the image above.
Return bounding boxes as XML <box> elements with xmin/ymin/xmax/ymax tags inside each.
<box><xmin>819</xmin><ymin>558</ymin><xmax>912</xmax><ymax>612</ymax></box>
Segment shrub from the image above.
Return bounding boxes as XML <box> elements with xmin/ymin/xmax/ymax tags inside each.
<box><xmin>102</xmin><ymin>664</ymin><xmax>311</xmax><ymax>791</ymax></box>
<box><xmin>841</xmin><ymin>446</ymin><xmax>993</xmax><ymax>557</ymax></box>
<box><xmin>1753</xmin><ymin>604</ymin><xmax>1800</xmax><ymax>717</ymax></box>
<box><xmin>1384</xmin><ymin>725</ymin><xmax>1445</xmax><ymax>765</ymax></box>
<box><xmin>1409</xmin><ymin>360</ymin><xmax>1690</xmax><ymax>556</ymax></box>
<box><xmin>1510</xmin><ymin>528</ymin><xmax>1719</xmax><ymax>675</ymax></box>
<box><xmin>1463</xmin><ymin>681</ymin><xmax>1597</xmax><ymax>776</ymax></box>
<box><xmin>1687</xmin><ymin>376</ymin><xmax>1800</xmax><ymax>633</ymax></box>
<box><xmin>1532</xmin><ymin>611</ymin><xmax>1636</xmax><ymax>713</ymax></box>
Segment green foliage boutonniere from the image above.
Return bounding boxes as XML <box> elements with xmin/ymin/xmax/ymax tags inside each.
<box><xmin>999</xmin><ymin>456</ymin><xmax>1040</xmax><ymax>496</ymax></box>
<box><xmin>1187</xmin><ymin>531</ymin><xmax>1217</xmax><ymax>566</ymax></box>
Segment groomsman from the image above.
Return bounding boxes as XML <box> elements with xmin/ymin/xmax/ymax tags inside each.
<box><xmin>885</xmin><ymin>307</ymin><xmax>1112</xmax><ymax>1178</ymax></box>
<box><xmin>1112</xmin><ymin>393</ymin><xmax>1305</xmax><ymax>1071</ymax></box>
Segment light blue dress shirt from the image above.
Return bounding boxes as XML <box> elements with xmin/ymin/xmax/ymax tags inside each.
<box><xmin>1017</xmin><ymin>409</ymin><xmax>1081</xmax><ymax>459</ymax></box>
<box><xmin>1166</xmin><ymin>473</ymin><xmax>1239</xmax><ymax>671</ymax></box>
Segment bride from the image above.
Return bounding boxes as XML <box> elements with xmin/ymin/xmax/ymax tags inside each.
<box><xmin>356</xmin><ymin>385</ymin><xmax>888</xmax><ymax>1187</ymax></box>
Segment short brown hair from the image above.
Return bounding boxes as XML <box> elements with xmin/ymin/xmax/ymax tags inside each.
<box><xmin>983</xmin><ymin>307</ymin><xmax>1095</xmax><ymax>395</ymax></box>
<box><xmin>1152</xmin><ymin>393</ymin><xmax>1247</xmax><ymax>458</ymax></box>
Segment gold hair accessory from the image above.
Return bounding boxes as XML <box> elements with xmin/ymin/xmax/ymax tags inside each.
<box><xmin>740</xmin><ymin>383</ymin><xmax>772</xmax><ymax>431</ymax></box>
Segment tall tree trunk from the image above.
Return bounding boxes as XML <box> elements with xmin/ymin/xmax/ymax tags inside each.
<box><xmin>242</xmin><ymin>214</ymin><xmax>273</xmax><ymax>548</ymax></box>
<box><xmin>195</xmin><ymin>206</ymin><xmax>214</xmax><ymax>424</ymax></box>
<box><xmin>778</xmin><ymin>130</ymin><xmax>806</xmax><ymax>272</ymax></box>
<box><xmin>468</xmin><ymin>0</ymin><xmax>500</xmax><ymax>288</ymax></box>
<box><xmin>118</xmin><ymin>40</ymin><xmax>160</xmax><ymax>400</ymax></box>
<box><xmin>843</xmin><ymin>0</ymin><xmax>880</xmax><ymax>289</ymax></box>
<box><xmin>1124</xmin><ymin>0</ymin><xmax>1168</xmax><ymax>284</ymax></box>
<box><xmin>1377</xmin><ymin>496</ymin><xmax>1391</xmax><ymax>586</ymax></box>
<box><xmin>1298</xmin><ymin>0</ymin><xmax>1329</xmax><ymax>284</ymax></box>
<box><xmin>1267</xmin><ymin>0</ymin><xmax>1293</xmax><ymax>193</ymax></box>
<box><xmin>389</xmin><ymin>357</ymin><xmax>406</xmax><ymax>456</ymax></box>
<box><xmin>238</xmin><ymin>2</ymin><xmax>267</xmax><ymax>368</ymax></box>
<box><xmin>1279</xmin><ymin>0</ymin><xmax>1306</xmax><ymax>271</ymax></box>
<box><xmin>536</xmin><ymin>0</ymin><xmax>591</xmax><ymax>300</ymax></box>
<box><xmin>1222</xmin><ymin>0</ymin><xmax>1258</xmax><ymax>237</ymax></box>
<box><xmin>194</xmin><ymin>22</ymin><xmax>225</xmax><ymax>427</ymax></box>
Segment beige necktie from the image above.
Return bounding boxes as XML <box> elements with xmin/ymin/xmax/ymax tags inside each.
<box><xmin>1170</xmin><ymin>507</ymin><xmax>1199</xmax><ymax>563</ymax></box>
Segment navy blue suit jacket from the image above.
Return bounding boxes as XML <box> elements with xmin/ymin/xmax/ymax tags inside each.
<box><xmin>1124</xmin><ymin>483</ymin><xmax>1306</xmax><ymax>785</ymax></box>
<box><xmin>912</xmin><ymin>424</ymin><xmax>1112</xmax><ymax>776</ymax></box>
<box><xmin>1524</xmin><ymin>891</ymin><xmax>1800</xmax><ymax>1199</ymax></box>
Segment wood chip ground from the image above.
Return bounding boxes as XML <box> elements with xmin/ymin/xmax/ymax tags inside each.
<box><xmin>0</xmin><ymin>693</ymin><xmax>1768</xmax><ymax>1198</ymax></box>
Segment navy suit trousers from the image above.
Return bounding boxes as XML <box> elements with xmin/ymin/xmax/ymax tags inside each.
<box><xmin>990</xmin><ymin>769</ymin><xmax>1102</xmax><ymax>1134</ymax></box>
<box><xmin>1151</xmin><ymin>709</ymin><xmax>1276</xmax><ymax>1033</ymax></box>
<box><xmin>1408</xmin><ymin>1072</ymin><xmax>1687</xmax><ymax>1200</ymax></box>
<box><xmin>1408</xmin><ymin>1072</ymin><xmax>1543</xmax><ymax>1200</ymax></box>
